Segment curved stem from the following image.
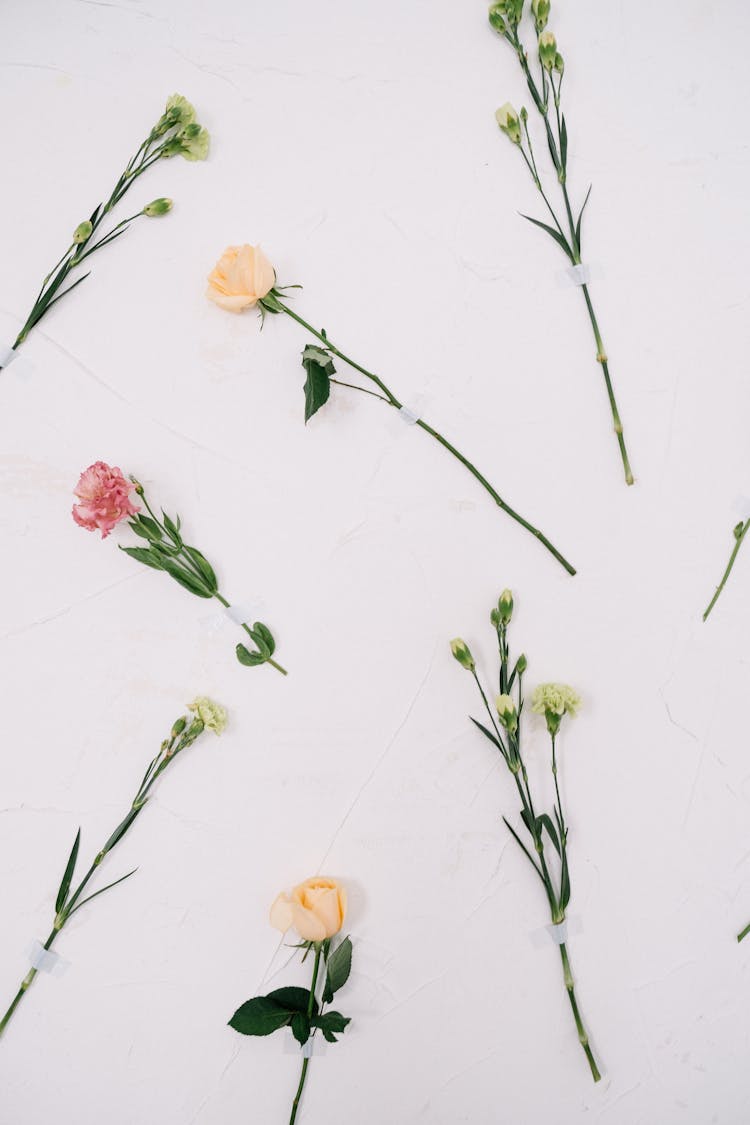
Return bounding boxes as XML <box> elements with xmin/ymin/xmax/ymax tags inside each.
<box><xmin>275</xmin><ymin>302</ymin><xmax>576</xmax><ymax>575</ymax></box>
<box><xmin>737</xmin><ymin>921</ymin><xmax>750</xmax><ymax>944</ymax></box>
<box><xmin>559</xmin><ymin>943</ymin><xmax>601</xmax><ymax>1082</ymax></box>
<box><xmin>0</xmin><ymin>926</ymin><xmax>58</xmax><ymax>1038</ymax></box>
<box><xmin>703</xmin><ymin>520</ymin><xmax>750</xmax><ymax>621</ymax></box>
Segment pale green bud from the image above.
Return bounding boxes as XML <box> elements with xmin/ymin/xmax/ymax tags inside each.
<box><xmin>553</xmin><ymin>51</ymin><xmax>564</xmax><ymax>74</ymax></box>
<box><xmin>498</xmin><ymin>588</ymin><xmax>514</xmax><ymax>625</ymax></box>
<box><xmin>496</xmin><ymin>693</ymin><xmax>518</xmax><ymax>733</ymax></box>
<box><xmin>171</xmin><ymin>715</ymin><xmax>187</xmax><ymax>738</ymax></box>
<box><xmin>143</xmin><ymin>197</ymin><xmax>173</xmax><ymax>217</ymax></box>
<box><xmin>515</xmin><ymin>653</ymin><xmax>528</xmax><ymax>675</ymax></box>
<box><xmin>495</xmin><ymin>103</ymin><xmax>522</xmax><ymax>145</ymax></box>
<box><xmin>488</xmin><ymin>4</ymin><xmax>508</xmax><ymax>33</ymax></box>
<box><xmin>538</xmin><ymin>30</ymin><xmax>557</xmax><ymax>71</ymax></box>
<box><xmin>73</xmin><ymin>220</ymin><xmax>93</xmax><ymax>244</ymax></box>
<box><xmin>520</xmin><ymin>106</ymin><xmax>528</xmax><ymax>124</ymax></box>
<box><xmin>450</xmin><ymin>638</ymin><xmax>476</xmax><ymax>672</ymax></box>
<box><xmin>531</xmin><ymin>0</ymin><xmax>550</xmax><ymax>32</ymax></box>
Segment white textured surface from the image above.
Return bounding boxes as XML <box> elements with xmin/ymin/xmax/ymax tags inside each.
<box><xmin>1</xmin><ymin>1</ymin><xmax>750</xmax><ymax>1122</ymax></box>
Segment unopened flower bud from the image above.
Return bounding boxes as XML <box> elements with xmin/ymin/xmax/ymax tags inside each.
<box><xmin>520</xmin><ymin>106</ymin><xmax>528</xmax><ymax>123</ymax></box>
<box><xmin>538</xmin><ymin>30</ymin><xmax>557</xmax><ymax>71</ymax></box>
<box><xmin>531</xmin><ymin>0</ymin><xmax>550</xmax><ymax>32</ymax></box>
<box><xmin>171</xmin><ymin>716</ymin><xmax>187</xmax><ymax>738</ymax></box>
<box><xmin>496</xmin><ymin>693</ymin><xmax>518</xmax><ymax>733</ymax></box>
<box><xmin>450</xmin><ymin>638</ymin><xmax>475</xmax><ymax>672</ymax></box>
<box><xmin>143</xmin><ymin>197</ymin><xmax>173</xmax><ymax>217</ymax></box>
<box><xmin>129</xmin><ymin>475</ymin><xmax>145</xmax><ymax>496</ymax></box>
<box><xmin>495</xmin><ymin>103</ymin><xmax>522</xmax><ymax>145</ymax></box>
<box><xmin>498</xmin><ymin>588</ymin><xmax>514</xmax><ymax>624</ymax></box>
<box><xmin>553</xmin><ymin>51</ymin><xmax>564</xmax><ymax>74</ymax></box>
<box><xmin>515</xmin><ymin>653</ymin><xmax>528</xmax><ymax>675</ymax></box>
<box><xmin>488</xmin><ymin>3</ymin><xmax>508</xmax><ymax>33</ymax></box>
<box><xmin>73</xmin><ymin>220</ymin><xmax>93</xmax><ymax>244</ymax></box>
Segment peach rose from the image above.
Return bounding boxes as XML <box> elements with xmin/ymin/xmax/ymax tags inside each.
<box><xmin>72</xmin><ymin>461</ymin><xmax>139</xmax><ymax>538</ymax></box>
<box><xmin>270</xmin><ymin>876</ymin><xmax>347</xmax><ymax>943</ymax></box>
<box><xmin>206</xmin><ymin>244</ymin><xmax>275</xmax><ymax>312</ymax></box>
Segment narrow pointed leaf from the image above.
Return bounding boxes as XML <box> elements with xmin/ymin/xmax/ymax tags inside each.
<box><xmin>469</xmin><ymin>716</ymin><xmax>506</xmax><ymax>754</ymax></box>
<box><xmin>520</xmin><ymin>214</ymin><xmax>574</xmax><ymax>261</ymax></box>
<box><xmin>67</xmin><ymin>868</ymin><xmax>138</xmax><ymax>918</ymax></box>
<box><xmin>120</xmin><ymin>545</ymin><xmax>165</xmax><ymax>571</ymax></box>
<box><xmin>55</xmin><ymin>828</ymin><xmax>81</xmax><ymax>913</ymax></box>
<box><xmin>537</xmin><ymin>813</ymin><xmax>561</xmax><ymax>856</ymax></box>
<box><xmin>575</xmin><ymin>185</ymin><xmax>592</xmax><ymax>252</ymax></box>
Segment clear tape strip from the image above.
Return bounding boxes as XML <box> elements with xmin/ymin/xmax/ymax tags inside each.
<box><xmin>283</xmin><ymin>1031</ymin><xmax>326</xmax><ymax>1058</ymax></box>
<box><xmin>28</xmin><ymin>940</ymin><xmax>67</xmax><ymax>976</ymax></box>
<box><xmin>556</xmin><ymin>263</ymin><xmax>600</xmax><ymax>289</ymax></box>
<box><xmin>0</xmin><ymin>344</ymin><xmax>16</xmax><ymax>368</ymax></box>
<box><xmin>529</xmin><ymin>914</ymin><xmax>583</xmax><ymax>950</ymax></box>
<box><xmin>399</xmin><ymin>405</ymin><xmax>420</xmax><ymax>425</ymax></box>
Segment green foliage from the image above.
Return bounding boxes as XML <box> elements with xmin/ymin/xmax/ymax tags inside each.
<box><xmin>302</xmin><ymin>344</ymin><xmax>335</xmax><ymax>422</ymax></box>
<box><xmin>322</xmin><ymin>937</ymin><xmax>352</xmax><ymax>1004</ymax></box>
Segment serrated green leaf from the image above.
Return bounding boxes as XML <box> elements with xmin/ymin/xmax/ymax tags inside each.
<box><xmin>267</xmin><ymin>987</ymin><xmax>318</xmax><ymax>1016</ymax></box>
<box><xmin>55</xmin><ymin>828</ymin><xmax>81</xmax><ymax>913</ymax></box>
<box><xmin>520</xmin><ymin>213</ymin><xmax>574</xmax><ymax>262</ymax></box>
<box><xmin>228</xmin><ymin>996</ymin><xmax>293</xmax><ymax>1037</ymax></box>
<box><xmin>302</xmin><ymin>344</ymin><xmax>335</xmax><ymax>423</ymax></box>
<box><xmin>322</xmin><ymin>936</ymin><xmax>352</xmax><ymax>1004</ymax></box>
<box><xmin>120</xmin><ymin>545</ymin><xmax>165</xmax><ymax>571</ymax></box>
<box><xmin>291</xmin><ymin>1012</ymin><xmax>311</xmax><ymax>1045</ymax></box>
<box><xmin>236</xmin><ymin>644</ymin><xmax>267</xmax><ymax>667</ymax></box>
<box><xmin>312</xmin><ymin>1011</ymin><xmax>350</xmax><ymax>1042</ymax></box>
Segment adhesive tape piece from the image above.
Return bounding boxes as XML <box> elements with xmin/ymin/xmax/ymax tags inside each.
<box><xmin>224</xmin><ymin>603</ymin><xmax>250</xmax><ymax>626</ymax></box>
<box><xmin>565</xmin><ymin>263</ymin><xmax>591</xmax><ymax>286</ymax></box>
<box><xmin>529</xmin><ymin>914</ymin><xmax>583</xmax><ymax>950</ymax></box>
<box><xmin>0</xmin><ymin>343</ymin><xmax>16</xmax><ymax>368</ymax></box>
<box><xmin>28</xmin><ymin>940</ymin><xmax>67</xmax><ymax>976</ymax></box>
<box><xmin>399</xmin><ymin>405</ymin><xmax>420</xmax><ymax>425</ymax></box>
<box><xmin>283</xmin><ymin>1032</ymin><xmax>326</xmax><ymax>1058</ymax></box>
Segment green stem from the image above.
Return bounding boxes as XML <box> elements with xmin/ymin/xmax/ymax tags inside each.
<box><xmin>703</xmin><ymin>520</ymin><xmax>750</xmax><ymax>621</ymax></box>
<box><xmin>559</xmin><ymin>943</ymin><xmax>601</xmax><ymax>1082</ymax></box>
<box><xmin>737</xmin><ymin>921</ymin><xmax>750</xmax><ymax>943</ymax></box>
<box><xmin>0</xmin><ymin>927</ymin><xmax>58</xmax><ymax>1038</ymax></box>
<box><xmin>275</xmin><ymin>303</ymin><xmax>576</xmax><ymax>575</ymax></box>
<box><xmin>579</xmin><ymin>284</ymin><xmax>633</xmax><ymax>486</ymax></box>
<box><xmin>288</xmin><ymin>946</ymin><xmax>322</xmax><ymax>1125</ymax></box>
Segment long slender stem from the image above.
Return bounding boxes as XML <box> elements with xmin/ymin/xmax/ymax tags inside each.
<box><xmin>274</xmin><ymin>302</ymin><xmax>576</xmax><ymax>575</ymax></box>
<box><xmin>703</xmin><ymin>520</ymin><xmax>750</xmax><ymax>621</ymax></box>
<box><xmin>508</xmin><ymin>31</ymin><xmax>634</xmax><ymax>486</ymax></box>
<box><xmin>737</xmin><ymin>921</ymin><xmax>750</xmax><ymax>943</ymax></box>
<box><xmin>559</xmin><ymin>942</ymin><xmax>600</xmax><ymax>1082</ymax></box>
<box><xmin>288</xmin><ymin>946</ymin><xmax>322</xmax><ymax>1125</ymax></box>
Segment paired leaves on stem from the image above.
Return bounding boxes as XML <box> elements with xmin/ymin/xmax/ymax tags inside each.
<box><xmin>229</xmin><ymin>936</ymin><xmax>353</xmax><ymax>1047</ymax></box>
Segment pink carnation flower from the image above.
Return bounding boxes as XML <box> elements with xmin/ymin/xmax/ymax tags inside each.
<box><xmin>72</xmin><ymin>461</ymin><xmax>139</xmax><ymax>538</ymax></box>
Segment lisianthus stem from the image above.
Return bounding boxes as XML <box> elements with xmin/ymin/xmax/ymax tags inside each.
<box><xmin>703</xmin><ymin>519</ymin><xmax>750</xmax><ymax>621</ymax></box>
<box><xmin>288</xmin><ymin>945</ymin><xmax>322</xmax><ymax>1125</ymax></box>
<box><xmin>559</xmin><ymin>942</ymin><xmax>600</xmax><ymax>1082</ymax></box>
<box><xmin>275</xmin><ymin>302</ymin><xmax>576</xmax><ymax>576</ymax></box>
<box><xmin>212</xmin><ymin>593</ymin><xmax>288</xmax><ymax>674</ymax></box>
